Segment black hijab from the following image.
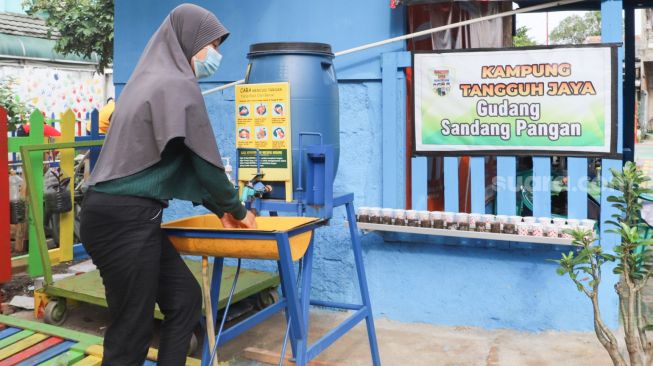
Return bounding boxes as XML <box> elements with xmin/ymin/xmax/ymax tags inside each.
<box><xmin>88</xmin><ymin>3</ymin><xmax>230</xmax><ymax>186</ymax></box>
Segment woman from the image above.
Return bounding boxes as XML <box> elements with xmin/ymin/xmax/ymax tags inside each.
<box><xmin>80</xmin><ymin>4</ymin><xmax>255</xmax><ymax>365</ymax></box>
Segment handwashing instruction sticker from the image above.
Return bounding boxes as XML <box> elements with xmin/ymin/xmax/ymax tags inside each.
<box><xmin>238</xmin><ymin>104</ymin><xmax>250</xmax><ymax>117</ymax></box>
<box><xmin>238</xmin><ymin>127</ymin><xmax>251</xmax><ymax>140</ymax></box>
<box><xmin>272</xmin><ymin>103</ymin><xmax>285</xmax><ymax>116</ymax></box>
<box><xmin>254</xmin><ymin>103</ymin><xmax>268</xmax><ymax>116</ymax></box>
<box><xmin>235</xmin><ymin>82</ymin><xmax>293</xmax><ymax>200</ymax></box>
<box><xmin>272</xmin><ymin>126</ymin><xmax>286</xmax><ymax>140</ymax></box>
<box><xmin>255</xmin><ymin>126</ymin><xmax>268</xmax><ymax>141</ymax></box>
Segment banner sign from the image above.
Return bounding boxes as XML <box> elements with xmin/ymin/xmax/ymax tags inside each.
<box><xmin>235</xmin><ymin>82</ymin><xmax>293</xmax><ymax>200</ymax></box>
<box><xmin>413</xmin><ymin>45</ymin><xmax>617</xmax><ymax>156</ymax></box>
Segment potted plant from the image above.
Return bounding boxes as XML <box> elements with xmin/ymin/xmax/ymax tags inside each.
<box><xmin>554</xmin><ymin>161</ymin><xmax>653</xmax><ymax>366</ymax></box>
<box><xmin>0</xmin><ymin>77</ymin><xmax>31</xmax><ymax>132</ymax></box>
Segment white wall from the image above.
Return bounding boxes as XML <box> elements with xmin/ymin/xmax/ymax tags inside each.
<box><xmin>0</xmin><ymin>62</ymin><xmax>112</xmax><ymax>120</ymax></box>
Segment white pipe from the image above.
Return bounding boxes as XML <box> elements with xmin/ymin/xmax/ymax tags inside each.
<box><xmin>201</xmin><ymin>0</ymin><xmax>584</xmax><ymax>96</ymax></box>
<box><xmin>201</xmin><ymin>79</ymin><xmax>245</xmax><ymax>95</ymax></box>
<box><xmin>0</xmin><ymin>54</ymin><xmax>99</xmax><ymax>66</ymax></box>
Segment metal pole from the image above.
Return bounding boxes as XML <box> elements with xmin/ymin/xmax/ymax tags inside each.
<box><xmin>624</xmin><ymin>4</ymin><xmax>636</xmax><ymax>162</ymax></box>
<box><xmin>546</xmin><ymin>12</ymin><xmax>549</xmax><ymax>46</ymax></box>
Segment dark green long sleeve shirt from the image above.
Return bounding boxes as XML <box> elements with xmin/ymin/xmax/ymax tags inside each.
<box><xmin>92</xmin><ymin>138</ymin><xmax>246</xmax><ymax>220</ymax></box>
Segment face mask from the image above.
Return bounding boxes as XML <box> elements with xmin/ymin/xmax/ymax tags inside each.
<box><xmin>193</xmin><ymin>46</ymin><xmax>222</xmax><ymax>79</ymax></box>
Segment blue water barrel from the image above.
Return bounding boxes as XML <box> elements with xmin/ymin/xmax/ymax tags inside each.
<box><xmin>246</xmin><ymin>42</ymin><xmax>339</xmax><ymax>197</ymax></box>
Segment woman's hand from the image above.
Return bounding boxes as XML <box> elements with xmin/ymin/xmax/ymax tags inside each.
<box><xmin>220</xmin><ymin>211</ymin><xmax>257</xmax><ymax>229</ymax></box>
<box><xmin>220</xmin><ymin>213</ymin><xmax>240</xmax><ymax>228</ymax></box>
<box><xmin>238</xmin><ymin>210</ymin><xmax>257</xmax><ymax>229</ymax></box>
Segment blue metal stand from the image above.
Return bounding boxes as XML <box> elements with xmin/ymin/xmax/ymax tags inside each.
<box><xmin>182</xmin><ymin>141</ymin><xmax>380</xmax><ymax>365</ymax></box>
<box><xmin>175</xmin><ymin>193</ymin><xmax>380</xmax><ymax>366</ymax></box>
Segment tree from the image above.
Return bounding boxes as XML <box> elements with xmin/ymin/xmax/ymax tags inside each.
<box><xmin>0</xmin><ymin>78</ymin><xmax>33</xmax><ymax>132</ymax></box>
<box><xmin>22</xmin><ymin>0</ymin><xmax>114</xmax><ymax>73</ymax></box>
<box><xmin>554</xmin><ymin>162</ymin><xmax>653</xmax><ymax>366</ymax></box>
<box><xmin>550</xmin><ymin>11</ymin><xmax>601</xmax><ymax>45</ymax></box>
<box><xmin>513</xmin><ymin>26</ymin><xmax>537</xmax><ymax>47</ymax></box>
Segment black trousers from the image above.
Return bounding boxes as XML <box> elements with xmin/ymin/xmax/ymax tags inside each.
<box><xmin>80</xmin><ymin>190</ymin><xmax>201</xmax><ymax>366</ymax></box>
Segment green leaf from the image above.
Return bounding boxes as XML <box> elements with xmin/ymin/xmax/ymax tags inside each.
<box><xmin>21</xmin><ymin>0</ymin><xmax>114</xmax><ymax>73</ymax></box>
<box><xmin>550</xmin><ymin>12</ymin><xmax>601</xmax><ymax>45</ymax></box>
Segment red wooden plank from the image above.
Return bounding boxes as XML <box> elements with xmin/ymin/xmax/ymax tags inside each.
<box><xmin>0</xmin><ymin>107</ymin><xmax>10</xmax><ymax>283</ymax></box>
<box><xmin>0</xmin><ymin>336</ymin><xmax>63</xmax><ymax>366</ymax></box>
<box><xmin>0</xmin><ymin>324</ymin><xmax>6</xmax><ymax>331</ymax></box>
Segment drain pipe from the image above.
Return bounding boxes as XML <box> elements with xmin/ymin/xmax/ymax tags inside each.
<box><xmin>201</xmin><ymin>0</ymin><xmax>583</xmax><ymax>97</ymax></box>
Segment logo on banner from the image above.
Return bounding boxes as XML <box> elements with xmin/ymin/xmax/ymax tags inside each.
<box><xmin>432</xmin><ymin>69</ymin><xmax>451</xmax><ymax>96</ymax></box>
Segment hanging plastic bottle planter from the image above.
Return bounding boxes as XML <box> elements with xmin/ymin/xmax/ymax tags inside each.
<box><xmin>44</xmin><ymin>171</ymin><xmax>73</xmax><ymax>214</ymax></box>
<box><xmin>9</xmin><ymin>171</ymin><xmax>25</xmax><ymax>224</ymax></box>
<box><xmin>9</xmin><ymin>200</ymin><xmax>26</xmax><ymax>224</ymax></box>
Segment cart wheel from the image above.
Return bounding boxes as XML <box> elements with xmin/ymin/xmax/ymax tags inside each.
<box><xmin>256</xmin><ymin>288</ymin><xmax>279</xmax><ymax>310</ymax></box>
<box><xmin>44</xmin><ymin>299</ymin><xmax>68</xmax><ymax>326</ymax></box>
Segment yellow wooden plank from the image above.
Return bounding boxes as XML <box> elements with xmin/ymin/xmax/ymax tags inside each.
<box><xmin>147</xmin><ymin>347</ymin><xmax>158</xmax><ymax>361</ymax></box>
<box><xmin>0</xmin><ymin>333</ymin><xmax>47</xmax><ymax>360</ymax></box>
<box><xmin>72</xmin><ymin>355</ymin><xmax>102</xmax><ymax>366</ymax></box>
<box><xmin>10</xmin><ymin>255</ymin><xmax>27</xmax><ymax>269</ymax></box>
<box><xmin>11</xmin><ymin>248</ymin><xmax>61</xmax><ymax>269</ymax></box>
<box><xmin>0</xmin><ymin>330</ymin><xmax>34</xmax><ymax>349</ymax></box>
<box><xmin>85</xmin><ymin>344</ymin><xmax>200</xmax><ymax>365</ymax></box>
<box><xmin>84</xmin><ymin>344</ymin><xmax>102</xmax><ymax>357</ymax></box>
<box><xmin>86</xmin><ymin>344</ymin><xmax>159</xmax><ymax>361</ymax></box>
<box><xmin>56</xmin><ymin>109</ymin><xmax>75</xmax><ymax>262</ymax></box>
<box><xmin>185</xmin><ymin>357</ymin><xmax>201</xmax><ymax>366</ymax></box>
<box><xmin>83</xmin><ymin>344</ymin><xmax>102</xmax><ymax>357</ymax></box>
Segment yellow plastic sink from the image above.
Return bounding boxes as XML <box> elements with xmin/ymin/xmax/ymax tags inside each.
<box><xmin>162</xmin><ymin>215</ymin><xmax>320</xmax><ymax>260</ymax></box>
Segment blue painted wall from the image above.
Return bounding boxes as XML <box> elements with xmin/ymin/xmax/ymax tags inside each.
<box><xmin>113</xmin><ymin>0</ymin><xmax>404</xmax><ymax>84</ymax></box>
<box><xmin>114</xmin><ymin>0</ymin><xmax>617</xmax><ymax>331</ymax></box>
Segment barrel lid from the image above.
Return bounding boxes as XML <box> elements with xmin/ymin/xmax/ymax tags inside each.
<box><xmin>248</xmin><ymin>42</ymin><xmax>333</xmax><ymax>57</ymax></box>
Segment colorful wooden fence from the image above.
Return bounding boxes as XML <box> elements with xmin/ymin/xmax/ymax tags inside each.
<box><xmin>1</xmin><ymin>107</ymin><xmax>103</xmax><ymax>278</ymax></box>
<box><xmin>0</xmin><ymin>315</ymin><xmax>199</xmax><ymax>365</ymax></box>
<box><xmin>75</xmin><ymin>109</ymin><xmax>102</xmax><ymax>171</ymax></box>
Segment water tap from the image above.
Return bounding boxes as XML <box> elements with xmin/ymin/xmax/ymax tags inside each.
<box><xmin>240</xmin><ymin>172</ymin><xmax>272</xmax><ymax>203</ymax></box>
